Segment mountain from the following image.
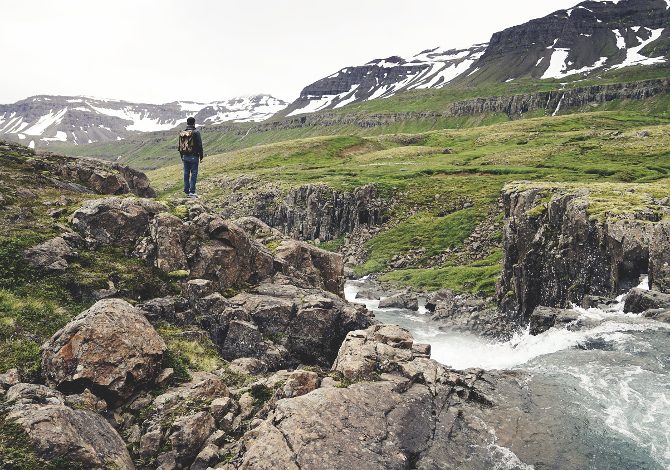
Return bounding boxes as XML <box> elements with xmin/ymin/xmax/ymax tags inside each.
<box><xmin>279</xmin><ymin>45</ymin><xmax>488</xmax><ymax>117</ymax></box>
<box><xmin>0</xmin><ymin>94</ymin><xmax>287</xmax><ymax>147</ymax></box>
<box><xmin>284</xmin><ymin>0</ymin><xmax>670</xmax><ymax>116</ymax></box>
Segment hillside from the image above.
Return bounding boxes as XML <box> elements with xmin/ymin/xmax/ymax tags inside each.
<box><xmin>146</xmin><ymin>110</ymin><xmax>670</xmax><ymax>296</ymax></box>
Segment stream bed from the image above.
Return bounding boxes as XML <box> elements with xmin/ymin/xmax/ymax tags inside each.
<box><xmin>344</xmin><ymin>278</ymin><xmax>670</xmax><ymax>469</ymax></box>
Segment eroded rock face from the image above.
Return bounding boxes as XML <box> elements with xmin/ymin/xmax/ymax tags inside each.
<box><xmin>202</xmin><ymin>282</ymin><xmax>372</xmax><ymax>369</ymax></box>
<box><xmin>6</xmin><ymin>383</ymin><xmax>134</xmax><ymax>469</ymax></box>
<box><xmin>275</xmin><ymin>240</ymin><xmax>344</xmax><ymax>295</ymax></box>
<box><xmin>239</xmin><ymin>326</ymin><xmax>658</xmax><ymax>470</ymax></box>
<box><xmin>71</xmin><ymin>197</ymin><xmax>166</xmax><ymax>249</ymax></box>
<box><xmin>29</xmin><ymin>152</ymin><xmax>156</xmax><ymax>198</ymax></box>
<box><xmin>497</xmin><ymin>185</ymin><xmax>669</xmax><ymax>322</ymax></box>
<box><xmin>41</xmin><ymin>298</ymin><xmax>166</xmax><ymax>404</ymax></box>
<box><xmin>650</xmin><ymin>220</ymin><xmax>670</xmax><ymax>293</ymax></box>
<box><xmin>528</xmin><ymin>306</ymin><xmax>580</xmax><ymax>336</ymax></box>
<box><xmin>219</xmin><ymin>182</ymin><xmax>387</xmax><ymax>242</ymax></box>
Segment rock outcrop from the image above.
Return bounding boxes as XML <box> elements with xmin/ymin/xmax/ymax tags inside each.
<box><xmin>378</xmin><ymin>292</ymin><xmax>419</xmax><ymax>311</ymax></box>
<box><xmin>41</xmin><ymin>299</ymin><xmax>166</xmax><ymax>404</ymax></box>
<box><xmin>5</xmin><ymin>383</ymin><xmax>134</xmax><ymax>469</ymax></box>
<box><xmin>528</xmin><ymin>306</ymin><xmax>580</xmax><ymax>336</ymax></box>
<box><xmin>624</xmin><ymin>288</ymin><xmax>670</xmax><ymax>314</ymax></box>
<box><xmin>198</xmin><ymin>281</ymin><xmax>372</xmax><ymax>369</ymax></box>
<box><xmin>275</xmin><ymin>240</ymin><xmax>345</xmax><ymax>296</ymax></box>
<box><xmin>219</xmin><ymin>182</ymin><xmax>387</xmax><ymax>242</ymax></box>
<box><xmin>238</xmin><ymin>325</ymin><xmax>654</xmax><ymax>470</ymax></box>
<box><xmin>498</xmin><ymin>184</ymin><xmax>670</xmax><ymax>322</ymax></box>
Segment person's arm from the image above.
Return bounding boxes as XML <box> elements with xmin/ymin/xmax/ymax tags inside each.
<box><xmin>178</xmin><ymin>134</ymin><xmax>183</xmax><ymax>160</ymax></box>
<box><xmin>196</xmin><ymin>130</ymin><xmax>204</xmax><ymax>161</ymax></box>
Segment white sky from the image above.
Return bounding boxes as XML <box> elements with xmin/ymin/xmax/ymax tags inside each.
<box><xmin>0</xmin><ymin>0</ymin><xmax>581</xmax><ymax>104</ymax></box>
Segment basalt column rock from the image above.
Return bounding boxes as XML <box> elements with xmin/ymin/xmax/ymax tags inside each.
<box><xmin>497</xmin><ymin>185</ymin><xmax>666</xmax><ymax>322</ymax></box>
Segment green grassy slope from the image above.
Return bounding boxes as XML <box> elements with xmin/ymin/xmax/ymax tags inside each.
<box><xmin>148</xmin><ymin>111</ymin><xmax>670</xmax><ymax>296</ymax></box>
<box><xmin>52</xmin><ymin>67</ymin><xmax>670</xmax><ymax>171</ymax></box>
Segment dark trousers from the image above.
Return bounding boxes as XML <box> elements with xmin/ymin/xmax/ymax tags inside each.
<box><xmin>182</xmin><ymin>155</ymin><xmax>199</xmax><ymax>194</ymax></box>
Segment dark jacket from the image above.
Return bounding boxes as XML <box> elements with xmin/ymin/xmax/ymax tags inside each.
<box><xmin>180</xmin><ymin>125</ymin><xmax>204</xmax><ymax>159</ymax></box>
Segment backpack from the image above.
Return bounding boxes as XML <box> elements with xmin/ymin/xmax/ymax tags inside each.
<box><xmin>178</xmin><ymin>129</ymin><xmax>195</xmax><ymax>155</ymax></box>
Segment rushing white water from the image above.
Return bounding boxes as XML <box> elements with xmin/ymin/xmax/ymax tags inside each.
<box><xmin>344</xmin><ymin>276</ymin><xmax>670</xmax><ymax>467</ymax></box>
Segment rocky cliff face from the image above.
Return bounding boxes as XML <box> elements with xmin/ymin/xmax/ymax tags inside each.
<box><xmin>497</xmin><ymin>183</ymin><xmax>670</xmax><ymax>322</ymax></box>
<box><xmin>469</xmin><ymin>0</ymin><xmax>670</xmax><ymax>83</ymax></box>
<box><xmin>217</xmin><ymin>181</ymin><xmax>387</xmax><ymax>242</ymax></box>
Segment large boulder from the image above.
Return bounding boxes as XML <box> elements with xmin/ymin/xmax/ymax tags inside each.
<box><xmin>41</xmin><ymin>299</ymin><xmax>166</xmax><ymax>404</ymax></box>
<box><xmin>24</xmin><ymin>236</ymin><xmax>79</xmax><ymax>272</ymax></box>
<box><xmin>275</xmin><ymin>240</ymin><xmax>345</xmax><ymax>296</ymax></box>
<box><xmin>624</xmin><ymin>288</ymin><xmax>670</xmax><ymax>313</ymax></box>
<box><xmin>378</xmin><ymin>292</ymin><xmax>419</xmax><ymax>311</ymax></box>
<box><xmin>239</xmin><ymin>329</ymin><xmax>659</xmax><ymax>470</ymax></box>
<box><xmin>5</xmin><ymin>383</ymin><xmax>134</xmax><ymax>469</ymax></box>
<box><xmin>204</xmin><ymin>282</ymin><xmax>372</xmax><ymax>369</ymax></box>
<box><xmin>71</xmin><ymin>197</ymin><xmax>166</xmax><ymax>249</ymax></box>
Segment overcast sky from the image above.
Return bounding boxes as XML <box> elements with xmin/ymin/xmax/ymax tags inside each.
<box><xmin>1</xmin><ymin>0</ymin><xmax>581</xmax><ymax>104</ymax></box>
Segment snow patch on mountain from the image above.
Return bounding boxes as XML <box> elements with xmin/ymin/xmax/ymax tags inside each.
<box><xmin>612</xmin><ymin>28</ymin><xmax>666</xmax><ymax>69</ymax></box>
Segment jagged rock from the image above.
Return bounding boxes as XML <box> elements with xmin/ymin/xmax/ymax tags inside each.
<box><xmin>149</xmin><ymin>212</ymin><xmax>189</xmax><ymax>272</ymax></box>
<box><xmin>650</xmin><ymin>220</ymin><xmax>670</xmax><ymax>292</ymax></box>
<box><xmin>28</xmin><ymin>151</ymin><xmax>156</xmax><ymax>197</ymax></box>
<box><xmin>212</xmin><ymin>283</ymin><xmax>372</xmax><ymax>369</ymax></box>
<box><xmin>6</xmin><ymin>384</ymin><xmax>134</xmax><ymax>469</ymax></box>
<box><xmin>279</xmin><ymin>370</ymin><xmax>320</xmax><ymax>398</ymax></box>
<box><xmin>275</xmin><ymin>240</ymin><xmax>345</xmax><ymax>296</ymax></box>
<box><xmin>210</xmin><ymin>397</ymin><xmax>235</xmax><ymax>421</ymax></box>
<box><xmin>41</xmin><ymin>298</ymin><xmax>166</xmax><ymax>404</ymax></box>
<box><xmin>63</xmin><ymin>388</ymin><xmax>107</xmax><ymax>412</ymax></box>
<box><xmin>624</xmin><ymin>288</ymin><xmax>670</xmax><ymax>313</ymax></box>
<box><xmin>239</xmin><ymin>324</ymin><xmax>657</xmax><ymax>470</ymax></box>
<box><xmin>184</xmin><ymin>278</ymin><xmax>216</xmax><ymax>305</ymax></box>
<box><xmin>429</xmin><ymin>290</ymin><xmax>512</xmax><ymax>338</ymax></box>
<box><xmin>497</xmin><ymin>185</ymin><xmax>669</xmax><ymax>322</ymax></box>
<box><xmin>643</xmin><ymin>309</ymin><xmax>670</xmax><ymax>323</ymax></box>
<box><xmin>71</xmin><ymin>197</ymin><xmax>166</xmax><ymax>248</ymax></box>
<box><xmin>529</xmin><ymin>306</ymin><xmax>580</xmax><ymax>336</ymax></box>
<box><xmin>229</xmin><ymin>357</ymin><xmax>267</xmax><ymax>375</ymax></box>
<box><xmin>138</xmin><ymin>296</ymin><xmax>190</xmax><ymax>324</ymax></box>
<box><xmin>378</xmin><ymin>293</ymin><xmax>418</xmax><ymax>310</ymax></box>
<box><xmin>5</xmin><ymin>383</ymin><xmax>64</xmax><ymax>405</ymax></box>
<box><xmin>219</xmin><ymin>183</ymin><xmax>387</xmax><ymax>242</ymax></box>
<box><xmin>191</xmin><ymin>443</ymin><xmax>221</xmax><ymax>470</ymax></box>
<box><xmin>24</xmin><ymin>236</ymin><xmax>78</xmax><ymax>271</ymax></box>
<box><xmin>0</xmin><ymin>368</ymin><xmax>20</xmax><ymax>392</ymax></box>
<box><xmin>332</xmin><ymin>325</ymin><xmax>416</xmax><ymax>381</ymax></box>
<box><xmin>233</xmin><ymin>216</ymin><xmax>285</xmax><ymax>244</ymax></box>
<box><xmin>169</xmin><ymin>411</ymin><xmax>216</xmax><ymax>465</ymax></box>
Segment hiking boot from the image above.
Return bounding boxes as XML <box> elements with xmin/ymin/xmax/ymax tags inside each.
<box><xmin>188</xmin><ymin>193</ymin><xmax>198</xmax><ymax>198</ymax></box>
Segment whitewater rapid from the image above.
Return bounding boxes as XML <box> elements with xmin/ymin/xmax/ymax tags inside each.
<box><xmin>344</xmin><ymin>277</ymin><xmax>670</xmax><ymax>468</ymax></box>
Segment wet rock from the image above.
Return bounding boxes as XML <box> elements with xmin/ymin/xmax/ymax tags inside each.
<box><xmin>71</xmin><ymin>197</ymin><xmax>166</xmax><ymax>249</ymax></box>
<box><xmin>650</xmin><ymin>220</ymin><xmax>670</xmax><ymax>293</ymax></box>
<box><xmin>643</xmin><ymin>309</ymin><xmax>670</xmax><ymax>323</ymax></box>
<box><xmin>497</xmin><ymin>185</ymin><xmax>666</xmax><ymax>322</ymax></box>
<box><xmin>624</xmin><ymin>288</ymin><xmax>670</xmax><ymax>314</ymax></box>
<box><xmin>24</xmin><ymin>236</ymin><xmax>78</xmax><ymax>272</ymax></box>
<box><xmin>378</xmin><ymin>293</ymin><xmax>418</xmax><ymax>310</ymax></box>
<box><xmin>275</xmin><ymin>240</ymin><xmax>345</xmax><ymax>296</ymax></box>
<box><xmin>529</xmin><ymin>306</ymin><xmax>580</xmax><ymax>335</ymax></box>
<box><xmin>41</xmin><ymin>298</ymin><xmax>166</xmax><ymax>404</ymax></box>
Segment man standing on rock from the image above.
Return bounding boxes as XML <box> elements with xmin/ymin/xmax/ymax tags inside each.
<box><xmin>178</xmin><ymin>116</ymin><xmax>204</xmax><ymax>198</ymax></box>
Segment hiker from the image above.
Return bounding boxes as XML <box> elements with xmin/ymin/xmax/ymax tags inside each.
<box><xmin>178</xmin><ymin>116</ymin><xmax>204</xmax><ymax>197</ymax></box>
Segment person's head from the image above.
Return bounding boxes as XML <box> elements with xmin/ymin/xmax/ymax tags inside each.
<box><xmin>187</xmin><ymin>117</ymin><xmax>196</xmax><ymax>126</ymax></box>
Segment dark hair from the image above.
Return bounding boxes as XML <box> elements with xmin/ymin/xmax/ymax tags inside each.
<box><xmin>187</xmin><ymin>117</ymin><xmax>196</xmax><ymax>126</ymax></box>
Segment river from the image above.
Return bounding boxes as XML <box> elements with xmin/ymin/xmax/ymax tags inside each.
<box><xmin>344</xmin><ymin>277</ymin><xmax>670</xmax><ymax>469</ymax></box>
